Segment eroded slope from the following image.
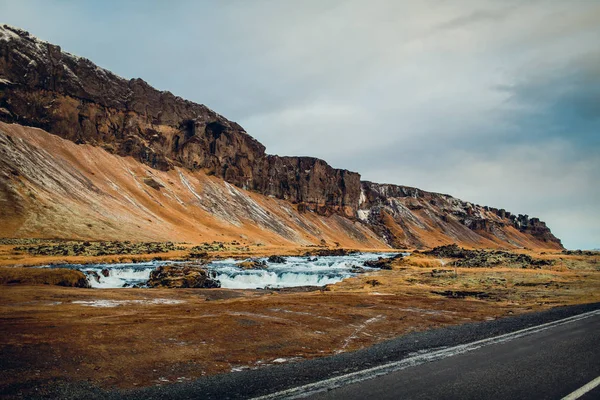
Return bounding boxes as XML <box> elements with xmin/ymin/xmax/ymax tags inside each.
<box><xmin>0</xmin><ymin>122</ymin><xmax>384</xmax><ymax>247</ymax></box>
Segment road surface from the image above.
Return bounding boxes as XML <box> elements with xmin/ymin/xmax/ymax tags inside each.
<box><xmin>305</xmin><ymin>309</ymin><xmax>600</xmax><ymax>400</ymax></box>
<box><xmin>34</xmin><ymin>303</ymin><xmax>600</xmax><ymax>399</ymax></box>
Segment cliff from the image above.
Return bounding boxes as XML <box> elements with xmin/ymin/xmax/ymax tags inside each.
<box><xmin>359</xmin><ymin>182</ymin><xmax>562</xmax><ymax>249</ymax></box>
<box><xmin>0</xmin><ymin>121</ymin><xmax>383</xmax><ymax>247</ymax></box>
<box><xmin>0</xmin><ymin>25</ymin><xmax>359</xmax><ymax>216</ymax></box>
<box><xmin>0</xmin><ymin>25</ymin><xmax>563</xmax><ymax>249</ymax></box>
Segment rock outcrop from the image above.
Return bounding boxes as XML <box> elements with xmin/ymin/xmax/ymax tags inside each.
<box><xmin>147</xmin><ymin>265</ymin><xmax>221</xmax><ymax>288</ymax></box>
<box><xmin>358</xmin><ymin>182</ymin><xmax>563</xmax><ymax>249</ymax></box>
<box><xmin>0</xmin><ymin>122</ymin><xmax>386</xmax><ymax>247</ymax></box>
<box><xmin>423</xmin><ymin>244</ymin><xmax>554</xmax><ymax>269</ymax></box>
<box><xmin>0</xmin><ymin>25</ymin><xmax>563</xmax><ymax>249</ymax></box>
<box><xmin>236</xmin><ymin>259</ymin><xmax>267</xmax><ymax>270</ymax></box>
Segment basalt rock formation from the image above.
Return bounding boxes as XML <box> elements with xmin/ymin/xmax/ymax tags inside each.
<box><xmin>0</xmin><ymin>25</ymin><xmax>563</xmax><ymax>249</ymax></box>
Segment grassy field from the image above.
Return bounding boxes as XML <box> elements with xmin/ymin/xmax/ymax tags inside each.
<box><xmin>0</xmin><ymin>267</ymin><xmax>89</xmax><ymax>287</ymax></box>
<box><xmin>0</xmin><ymin>245</ymin><xmax>598</xmax><ymax>396</ymax></box>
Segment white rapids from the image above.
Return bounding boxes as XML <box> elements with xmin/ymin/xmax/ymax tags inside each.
<box><xmin>39</xmin><ymin>252</ymin><xmax>403</xmax><ymax>289</ymax></box>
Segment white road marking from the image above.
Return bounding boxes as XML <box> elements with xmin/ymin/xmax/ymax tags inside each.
<box><xmin>252</xmin><ymin>309</ymin><xmax>600</xmax><ymax>400</ymax></box>
<box><xmin>561</xmin><ymin>376</ymin><xmax>600</xmax><ymax>400</ymax></box>
<box><xmin>338</xmin><ymin>315</ymin><xmax>385</xmax><ymax>352</ymax></box>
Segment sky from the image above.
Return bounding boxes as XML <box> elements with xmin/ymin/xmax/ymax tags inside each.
<box><xmin>1</xmin><ymin>0</ymin><xmax>598</xmax><ymax>249</ymax></box>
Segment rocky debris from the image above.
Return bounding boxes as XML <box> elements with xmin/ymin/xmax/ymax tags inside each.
<box><xmin>84</xmin><ymin>270</ymin><xmax>101</xmax><ymax>284</ymax></box>
<box><xmin>188</xmin><ymin>250</ymin><xmax>209</xmax><ymax>259</ymax></box>
<box><xmin>14</xmin><ymin>241</ymin><xmax>183</xmax><ymax>257</ymax></box>
<box><xmin>100</xmin><ymin>268</ymin><xmax>110</xmax><ymax>277</ymax></box>
<box><xmin>514</xmin><ymin>281</ymin><xmax>556</xmax><ymax>288</ymax></box>
<box><xmin>350</xmin><ymin>266</ymin><xmax>367</xmax><ymax>274</ymax></box>
<box><xmin>147</xmin><ymin>265</ymin><xmax>221</xmax><ymax>288</ymax></box>
<box><xmin>122</xmin><ymin>282</ymin><xmax>143</xmax><ymax>288</ymax></box>
<box><xmin>143</xmin><ymin>178</ymin><xmax>163</xmax><ymax>191</ymax></box>
<box><xmin>267</xmin><ymin>255</ymin><xmax>286</xmax><ymax>263</ymax></box>
<box><xmin>562</xmin><ymin>250</ymin><xmax>599</xmax><ymax>256</ymax></box>
<box><xmin>432</xmin><ymin>290</ymin><xmax>491</xmax><ymax>299</ymax></box>
<box><xmin>424</xmin><ymin>244</ymin><xmax>554</xmax><ymax>269</ymax></box>
<box><xmin>268</xmin><ymin>286</ymin><xmax>324</xmax><ymax>293</ymax></box>
<box><xmin>363</xmin><ymin>257</ymin><xmax>393</xmax><ymax>270</ymax></box>
<box><xmin>236</xmin><ymin>259</ymin><xmax>267</xmax><ymax>270</ymax></box>
<box><xmin>366</xmin><ymin>279</ymin><xmax>382</xmax><ymax>287</ymax></box>
<box><xmin>452</xmin><ymin>252</ymin><xmax>552</xmax><ymax>269</ymax></box>
<box><xmin>425</xmin><ymin>244</ymin><xmax>476</xmax><ymax>259</ymax></box>
<box><xmin>0</xmin><ymin>238</ymin><xmax>51</xmax><ymax>245</ymax></box>
<box><xmin>304</xmin><ymin>248</ymin><xmax>357</xmax><ymax>257</ymax></box>
<box><xmin>430</xmin><ymin>269</ymin><xmax>456</xmax><ymax>278</ymax></box>
<box><xmin>190</xmin><ymin>241</ymin><xmax>250</xmax><ymax>253</ymax></box>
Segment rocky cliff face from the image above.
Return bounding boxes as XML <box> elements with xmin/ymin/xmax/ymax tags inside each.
<box><xmin>359</xmin><ymin>182</ymin><xmax>562</xmax><ymax>249</ymax></box>
<box><xmin>0</xmin><ymin>122</ymin><xmax>383</xmax><ymax>246</ymax></box>
<box><xmin>0</xmin><ymin>25</ymin><xmax>563</xmax><ymax>249</ymax></box>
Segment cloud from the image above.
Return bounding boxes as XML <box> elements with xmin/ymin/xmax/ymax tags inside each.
<box><xmin>497</xmin><ymin>53</ymin><xmax>600</xmax><ymax>149</ymax></box>
<box><xmin>435</xmin><ymin>4</ymin><xmax>517</xmax><ymax>31</ymax></box>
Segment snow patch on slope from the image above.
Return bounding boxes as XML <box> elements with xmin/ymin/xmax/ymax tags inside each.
<box><xmin>357</xmin><ymin>209</ymin><xmax>370</xmax><ymax>222</ymax></box>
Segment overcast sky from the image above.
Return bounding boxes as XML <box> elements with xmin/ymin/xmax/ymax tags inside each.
<box><xmin>1</xmin><ymin>0</ymin><xmax>598</xmax><ymax>249</ymax></box>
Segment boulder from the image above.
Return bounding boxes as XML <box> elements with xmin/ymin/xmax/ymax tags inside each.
<box><xmin>85</xmin><ymin>270</ymin><xmax>101</xmax><ymax>284</ymax></box>
<box><xmin>305</xmin><ymin>248</ymin><xmax>355</xmax><ymax>257</ymax></box>
<box><xmin>350</xmin><ymin>266</ymin><xmax>366</xmax><ymax>274</ymax></box>
<box><xmin>147</xmin><ymin>265</ymin><xmax>221</xmax><ymax>288</ymax></box>
<box><xmin>424</xmin><ymin>244</ymin><xmax>475</xmax><ymax>258</ymax></box>
<box><xmin>236</xmin><ymin>259</ymin><xmax>267</xmax><ymax>270</ymax></box>
<box><xmin>363</xmin><ymin>257</ymin><xmax>393</xmax><ymax>270</ymax></box>
<box><xmin>267</xmin><ymin>255</ymin><xmax>286</xmax><ymax>263</ymax></box>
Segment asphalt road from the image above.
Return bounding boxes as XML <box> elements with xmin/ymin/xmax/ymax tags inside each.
<box><xmin>27</xmin><ymin>302</ymin><xmax>600</xmax><ymax>399</ymax></box>
<box><xmin>308</xmin><ymin>310</ymin><xmax>600</xmax><ymax>400</ymax></box>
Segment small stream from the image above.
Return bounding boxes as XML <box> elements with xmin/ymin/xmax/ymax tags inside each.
<box><xmin>40</xmin><ymin>252</ymin><xmax>403</xmax><ymax>289</ymax></box>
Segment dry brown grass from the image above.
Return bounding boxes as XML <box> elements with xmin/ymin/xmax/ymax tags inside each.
<box><xmin>0</xmin><ymin>250</ymin><xmax>598</xmax><ymax>396</ymax></box>
<box><xmin>0</xmin><ymin>243</ymin><xmax>399</xmax><ymax>267</ymax></box>
<box><xmin>0</xmin><ymin>266</ymin><xmax>88</xmax><ymax>287</ymax></box>
<box><xmin>0</xmin><ymin>285</ymin><xmax>531</xmax><ymax>394</ymax></box>
<box><xmin>328</xmin><ymin>252</ymin><xmax>600</xmax><ymax>307</ymax></box>
<box><xmin>397</xmin><ymin>255</ymin><xmax>445</xmax><ymax>269</ymax></box>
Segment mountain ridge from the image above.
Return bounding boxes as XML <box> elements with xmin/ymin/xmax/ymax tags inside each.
<box><xmin>0</xmin><ymin>24</ymin><xmax>563</xmax><ymax>249</ymax></box>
